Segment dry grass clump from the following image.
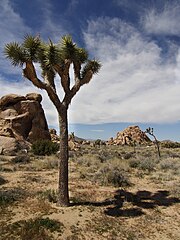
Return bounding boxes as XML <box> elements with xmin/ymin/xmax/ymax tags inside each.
<box><xmin>138</xmin><ymin>158</ymin><xmax>156</xmax><ymax>172</ymax></box>
<box><xmin>128</xmin><ymin>157</ymin><xmax>157</xmax><ymax>173</ymax></box>
<box><xmin>38</xmin><ymin>189</ymin><xmax>58</xmax><ymax>203</ymax></box>
<box><xmin>27</xmin><ymin>156</ymin><xmax>59</xmax><ymax>171</ymax></box>
<box><xmin>0</xmin><ymin>187</ymin><xmax>27</xmax><ymax>207</ymax></box>
<box><xmin>169</xmin><ymin>182</ymin><xmax>180</xmax><ymax>198</ymax></box>
<box><xmin>93</xmin><ymin>162</ymin><xmax>131</xmax><ymax>187</ymax></box>
<box><xmin>159</xmin><ymin>158</ymin><xmax>180</xmax><ymax>172</ymax></box>
<box><xmin>75</xmin><ymin>152</ymin><xmax>131</xmax><ymax>187</ymax></box>
<box><xmin>93</xmin><ymin>157</ymin><xmax>130</xmax><ymax>187</ymax></box>
<box><xmin>0</xmin><ymin>217</ymin><xmax>64</xmax><ymax>240</ymax></box>
<box><xmin>11</xmin><ymin>155</ymin><xmax>31</xmax><ymax>164</ymax></box>
<box><xmin>75</xmin><ymin>154</ymin><xmax>101</xmax><ymax>168</ymax></box>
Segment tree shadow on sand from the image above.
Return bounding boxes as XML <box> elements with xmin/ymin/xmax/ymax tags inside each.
<box><xmin>72</xmin><ymin>189</ymin><xmax>180</xmax><ymax>218</ymax></box>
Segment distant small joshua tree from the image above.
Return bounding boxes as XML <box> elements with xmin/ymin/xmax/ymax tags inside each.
<box><xmin>145</xmin><ymin>127</ymin><xmax>161</xmax><ymax>158</ymax></box>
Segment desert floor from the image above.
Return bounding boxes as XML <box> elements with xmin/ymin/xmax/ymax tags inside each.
<box><xmin>0</xmin><ymin>144</ymin><xmax>180</xmax><ymax>240</ymax></box>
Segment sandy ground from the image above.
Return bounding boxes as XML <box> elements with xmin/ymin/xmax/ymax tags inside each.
<box><xmin>0</xmin><ymin>153</ymin><xmax>180</xmax><ymax>240</ymax></box>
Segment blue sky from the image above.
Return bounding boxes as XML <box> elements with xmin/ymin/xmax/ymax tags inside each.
<box><xmin>0</xmin><ymin>0</ymin><xmax>180</xmax><ymax>141</ymax></box>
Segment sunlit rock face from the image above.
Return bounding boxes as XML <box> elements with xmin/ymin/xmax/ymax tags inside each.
<box><xmin>0</xmin><ymin>93</ymin><xmax>50</xmax><ymax>155</ymax></box>
<box><xmin>108</xmin><ymin>125</ymin><xmax>151</xmax><ymax>146</ymax></box>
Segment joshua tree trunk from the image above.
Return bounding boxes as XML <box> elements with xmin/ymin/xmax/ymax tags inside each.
<box><xmin>58</xmin><ymin>107</ymin><xmax>69</xmax><ymax>206</ymax></box>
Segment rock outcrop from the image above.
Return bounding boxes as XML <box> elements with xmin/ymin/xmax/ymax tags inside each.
<box><xmin>107</xmin><ymin>126</ymin><xmax>151</xmax><ymax>146</ymax></box>
<box><xmin>0</xmin><ymin>93</ymin><xmax>50</xmax><ymax>155</ymax></box>
<box><xmin>49</xmin><ymin>128</ymin><xmax>60</xmax><ymax>142</ymax></box>
<box><xmin>49</xmin><ymin>129</ymin><xmax>81</xmax><ymax>151</ymax></box>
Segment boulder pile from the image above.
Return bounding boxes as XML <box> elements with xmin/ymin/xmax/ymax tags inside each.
<box><xmin>107</xmin><ymin>125</ymin><xmax>151</xmax><ymax>146</ymax></box>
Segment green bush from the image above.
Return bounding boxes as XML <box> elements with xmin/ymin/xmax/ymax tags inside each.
<box><xmin>31</xmin><ymin>140</ymin><xmax>59</xmax><ymax>156</ymax></box>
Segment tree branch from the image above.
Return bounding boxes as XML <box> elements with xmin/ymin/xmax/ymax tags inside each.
<box><xmin>54</xmin><ymin>61</ymin><xmax>71</xmax><ymax>94</ymax></box>
<box><xmin>23</xmin><ymin>61</ymin><xmax>63</xmax><ymax>112</ymax></box>
<box><xmin>73</xmin><ymin>61</ymin><xmax>81</xmax><ymax>81</ymax></box>
<box><xmin>81</xmin><ymin>70</ymin><xmax>93</xmax><ymax>85</ymax></box>
<box><xmin>63</xmin><ymin>70</ymin><xmax>93</xmax><ymax>107</ymax></box>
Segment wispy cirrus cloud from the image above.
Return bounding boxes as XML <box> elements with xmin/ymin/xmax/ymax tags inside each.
<box><xmin>141</xmin><ymin>1</ymin><xmax>180</xmax><ymax>36</ymax></box>
<box><xmin>67</xmin><ymin>16</ymin><xmax>180</xmax><ymax>124</ymax></box>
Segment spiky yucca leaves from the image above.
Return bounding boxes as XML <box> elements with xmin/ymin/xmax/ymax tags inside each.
<box><xmin>59</xmin><ymin>35</ymin><xmax>76</xmax><ymax>60</ymax></box>
<box><xmin>59</xmin><ymin>35</ymin><xmax>88</xmax><ymax>64</ymax></box>
<box><xmin>81</xmin><ymin>60</ymin><xmax>101</xmax><ymax>79</ymax></box>
<box><xmin>42</xmin><ymin>40</ymin><xmax>63</xmax><ymax>70</ymax></box>
<box><xmin>4</xmin><ymin>35</ymin><xmax>42</xmax><ymax>67</ymax></box>
<box><xmin>4</xmin><ymin>42</ymin><xmax>26</xmax><ymax>67</ymax></box>
<box><xmin>23</xmin><ymin>35</ymin><xmax>41</xmax><ymax>62</ymax></box>
<box><xmin>75</xmin><ymin>47</ymin><xmax>88</xmax><ymax>64</ymax></box>
<box><xmin>4</xmin><ymin>34</ymin><xmax>100</xmax><ymax>83</ymax></box>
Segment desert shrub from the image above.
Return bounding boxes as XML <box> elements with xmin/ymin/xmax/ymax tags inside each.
<box><xmin>27</xmin><ymin>156</ymin><xmax>59</xmax><ymax>171</ymax></box>
<box><xmin>3</xmin><ymin>217</ymin><xmax>64</xmax><ymax>240</ymax></box>
<box><xmin>31</xmin><ymin>140</ymin><xmax>59</xmax><ymax>156</ymax></box>
<box><xmin>98</xmin><ymin>151</ymin><xmax>115</xmax><ymax>162</ymax></box>
<box><xmin>138</xmin><ymin>158</ymin><xmax>156</xmax><ymax>172</ymax></box>
<box><xmin>129</xmin><ymin>157</ymin><xmax>156</xmax><ymax>172</ymax></box>
<box><xmin>161</xmin><ymin>141</ymin><xmax>180</xmax><ymax>148</ymax></box>
<box><xmin>76</xmin><ymin>154</ymin><xmax>101</xmax><ymax>168</ymax></box>
<box><xmin>0</xmin><ymin>188</ymin><xmax>26</xmax><ymax>207</ymax></box>
<box><xmin>38</xmin><ymin>189</ymin><xmax>58</xmax><ymax>203</ymax></box>
<box><xmin>123</xmin><ymin>152</ymin><xmax>134</xmax><ymax>160</ymax></box>
<box><xmin>129</xmin><ymin>159</ymin><xmax>141</xmax><ymax>168</ymax></box>
<box><xmin>42</xmin><ymin>157</ymin><xmax>59</xmax><ymax>169</ymax></box>
<box><xmin>94</xmin><ymin>163</ymin><xmax>131</xmax><ymax>187</ymax></box>
<box><xmin>96</xmin><ymin>149</ymin><xmax>122</xmax><ymax>163</ymax></box>
<box><xmin>11</xmin><ymin>155</ymin><xmax>30</xmax><ymax>164</ymax></box>
<box><xmin>159</xmin><ymin>158</ymin><xmax>180</xmax><ymax>171</ymax></box>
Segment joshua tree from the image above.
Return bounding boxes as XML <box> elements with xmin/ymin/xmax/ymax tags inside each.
<box><xmin>145</xmin><ymin>127</ymin><xmax>161</xmax><ymax>158</ymax></box>
<box><xmin>4</xmin><ymin>35</ymin><xmax>101</xmax><ymax>206</ymax></box>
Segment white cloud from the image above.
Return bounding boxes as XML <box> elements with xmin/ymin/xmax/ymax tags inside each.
<box><xmin>142</xmin><ymin>2</ymin><xmax>180</xmax><ymax>36</ymax></box>
<box><xmin>68</xmin><ymin>17</ymin><xmax>180</xmax><ymax>124</ymax></box>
